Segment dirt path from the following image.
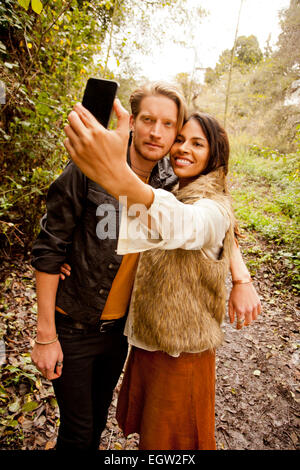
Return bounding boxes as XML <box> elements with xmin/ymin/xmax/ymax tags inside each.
<box><xmin>0</xmin><ymin>234</ymin><xmax>299</xmax><ymax>450</ymax></box>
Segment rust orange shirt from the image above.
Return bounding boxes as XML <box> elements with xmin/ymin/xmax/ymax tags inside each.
<box><xmin>100</xmin><ymin>175</ymin><xmax>149</xmax><ymax>320</ymax></box>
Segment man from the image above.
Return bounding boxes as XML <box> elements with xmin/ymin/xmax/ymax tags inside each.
<box><xmin>31</xmin><ymin>82</ymin><xmax>260</xmax><ymax>450</ymax></box>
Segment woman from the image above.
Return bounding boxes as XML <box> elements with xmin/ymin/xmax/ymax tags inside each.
<box><xmin>114</xmin><ymin>112</ymin><xmax>235</xmax><ymax>450</ymax></box>
<box><xmin>64</xmin><ymin>99</ymin><xmax>258</xmax><ymax>450</ymax></box>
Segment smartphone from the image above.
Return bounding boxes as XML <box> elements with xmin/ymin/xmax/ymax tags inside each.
<box><xmin>82</xmin><ymin>78</ymin><xmax>119</xmax><ymax>128</ymax></box>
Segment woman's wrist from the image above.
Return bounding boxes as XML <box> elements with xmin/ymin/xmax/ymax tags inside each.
<box><xmin>232</xmin><ymin>278</ymin><xmax>252</xmax><ymax>285</ymax></box>
<box><xmin>116</xmin><ymin>166</ymin><xmax>154</xmax><ymax>209</ymax></box>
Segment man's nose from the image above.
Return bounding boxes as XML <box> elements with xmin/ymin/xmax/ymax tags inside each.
<box><xmin>150</xmin><ymin>122</ymin><xmax>162</xmax><ymax>138</ymax></box>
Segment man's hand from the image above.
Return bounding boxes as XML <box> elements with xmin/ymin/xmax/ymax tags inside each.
<box><xmin>228</xmin><ymin>282</ymin><xmax>261</xmax><ymax>330</ymax></box>
<box><xmin>64</xmin><ymin>99</ymin><xmax>130</xmax><ymax>194</ymax></box>
<box><xmin>31</xmin><ymin>340</ymin><xmax>63</xmax><ymax>381</ymax></box>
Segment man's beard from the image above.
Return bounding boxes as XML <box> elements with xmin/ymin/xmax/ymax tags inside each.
<box><xmin>132</xmin><ymin>135</ymin><xmax>165</xmax><ymax>162</ymax></box>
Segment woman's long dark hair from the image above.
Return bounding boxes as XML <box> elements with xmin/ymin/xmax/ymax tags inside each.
<box><xmin>187</xmin><ymin>112</ymin><xmax>230</xmax><ymax>176</ymax></box>
<box><xmin>187</xmin><ymin>112</ymin><xmax>243</xmax><ymax>239</ymax></box>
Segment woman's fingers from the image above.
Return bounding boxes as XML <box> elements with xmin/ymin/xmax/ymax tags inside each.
<box><xmin>67</xmin><ymin>109</ymin><xmax>93</xmax><ymax>141</ymax></box>
<box><xmin>64</xmin><ymin>137</ymin><xmax>76</xmax><ymax>160</ymax></box>
<box><xmin>61</xmin><ymin>265</ymin><xmax>71</xmax><ymax>275</ymax></box>
<box><xmin>64</xmin><ymin>119</ymin><xmax>80</xmax><ymax>140</ymax></box>
<box><xmin>228</xmin><ymin>299</ymin><xmax>235</xmax><ymax>324</ymax></box>
<box><xmin>113</xmin><ymin>99</ymin><xmax>130</xmax><ymax>135</ymax></box>
<box><xmin>74</xmin><ymin>102</ymin><xmax>101</xmax><ymax>129</ymax></box>
<box><xmin>236</xmin><ymin>313</ymin><xmax>245</xmax><ymax>330</ymax></box>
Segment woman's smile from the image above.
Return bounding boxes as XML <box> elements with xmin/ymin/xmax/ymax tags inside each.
<box><xmin>173</xmin><ymin>157</ymin><xmax>193</xmax><ymax>167</ymax></box>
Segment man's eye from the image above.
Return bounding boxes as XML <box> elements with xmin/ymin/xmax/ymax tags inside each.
<box><xmin>165</xmin><ymin>122</ymin><xmax>173</xmax><ymax>127</ymax></box>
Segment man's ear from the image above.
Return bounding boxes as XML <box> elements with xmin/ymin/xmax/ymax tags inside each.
<box><xmin>129</xmin><ymin>114</ymin><xmax>135</xmax><ymax>132</ymax></box>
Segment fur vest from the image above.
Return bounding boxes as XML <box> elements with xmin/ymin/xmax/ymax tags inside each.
<box><xmin>129</xmin><ymin>169</ymin><xmax>235</xmax><ymax>356</ymax></box>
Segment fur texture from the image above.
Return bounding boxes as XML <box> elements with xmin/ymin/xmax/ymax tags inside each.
<box><xmin>130</xmin><ymin>169</ymin><xmax>235</xmax><ymax>356</ymax></box>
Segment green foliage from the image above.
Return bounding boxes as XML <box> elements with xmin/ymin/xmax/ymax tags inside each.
<box><xmin>1</xmin><ymin>0</ymin><xmax>198</xmax><ymax>254</ymax></box>
<box><xmin>174</xmin><ymin>72</ymin><xmax>201</xmax><ymax>109</ymax></box>
<box><xmin>205</xmin><ymin>35</ymin><xmax>263</xmax><ymax>84</ymax></box>
<box><xmin>17</xmin><ymin>0</ymin><xmax>43</xmax><ymax>14</ymax></box>
<box><xmin>235</xmin><ymin>35</ymin><xmax>263</xmax><ymax>65</ymax></box>
<box><xmin>276</xmin><ymin>0</ymin><xmax>300</xmax><ymax>78</ymax></box>
<box><xmin>229</xmin><ymin>141</ymin><xmax>300</xmax><ymax>292</ymax></box>
<box><xmin>0</xmin><ymin>0</ymin><xmax>117</xmax><ymax>253</ymax></box>
<box><xmin>201</xmin><ymin>1</ymin><xmax>300</xmax><ymax>150</ymax></box>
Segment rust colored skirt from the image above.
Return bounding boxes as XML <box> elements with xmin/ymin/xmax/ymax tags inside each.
<box><xmin>116</xmin><ymin>346</ymin><xmax>216</xmax><ymax>450</ymax></box>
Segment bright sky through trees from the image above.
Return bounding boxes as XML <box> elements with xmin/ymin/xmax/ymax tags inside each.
<box><xmin>137</xmin><ymin>0</ymin><xmax>290</xmax><ymax>81</ymax></box>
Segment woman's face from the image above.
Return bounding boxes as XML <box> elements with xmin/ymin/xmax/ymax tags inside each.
<box><xmin>170</xmin><ymin>118</ymin><xmax>210</xmax><ymax>179</ymax></box>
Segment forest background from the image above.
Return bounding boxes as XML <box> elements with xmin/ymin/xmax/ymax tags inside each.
<box><xmin>0</xmin><ymin>0</ymin><xmax>299</xmax><ymax>450</ymax></box>
<box><xmin>0</xmin><ymin>0</ymin><xmax>299</xmax><ymax>290</ymax></box>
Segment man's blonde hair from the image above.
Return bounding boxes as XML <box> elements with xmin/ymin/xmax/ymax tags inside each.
<box><xmin>130</xmin><ymin>81</ymin><xmax>187</xmax><ymax>131</ymax></box>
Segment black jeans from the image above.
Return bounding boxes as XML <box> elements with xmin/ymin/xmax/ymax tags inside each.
<box><xmin>52</xmin><ymin>312</ymin><xmax>128</xmax><ymax>450</ymax></box>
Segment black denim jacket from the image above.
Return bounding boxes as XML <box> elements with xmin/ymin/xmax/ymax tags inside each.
<box><xmin>31</xmin><ymin>153</ymin><xmax>177</xmax><ymax>325</ymax></box>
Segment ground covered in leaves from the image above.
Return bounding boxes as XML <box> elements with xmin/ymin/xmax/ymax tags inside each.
<box><xmin>0</xmin><ymin>234</ymin><xmax>299</xmax><ymax>451</ymax></box>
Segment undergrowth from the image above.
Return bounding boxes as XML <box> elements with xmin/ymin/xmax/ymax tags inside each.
<box><xmin>229</xmin><ymin>140</ymin><xmax>300</xmax><ymax>293</ymax></box>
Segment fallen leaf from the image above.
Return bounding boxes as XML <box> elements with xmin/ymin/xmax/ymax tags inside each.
<box><xmin>8</xmin><ymin>398</ymin><xmax>21</xmax><ymax>413</ymax></box>
<box><xmin>22</xmin><ymin>400</ymin><xmax>39</xmax><ymax>412</ymax></box>
<box><xmin>45</xmin><ymin>440</ymin><xmax>56</xmax><ymax>450</ymax></box>
<box><xmin>114</xmin><ymin>442</ymin><xmax>123</xmax><ymax>450</ymax></box>
<box><xmin>290</xmin><ymin>433</ymin><xmax>298</xmax><ymax>446</ymax></box>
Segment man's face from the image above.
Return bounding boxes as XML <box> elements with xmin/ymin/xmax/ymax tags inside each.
<box><xmin>130</xmin><ymin>95</ymin><xmax>178</xmax><ymax>163</ymax></box>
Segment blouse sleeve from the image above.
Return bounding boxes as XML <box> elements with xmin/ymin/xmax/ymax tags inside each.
<box><xmin>117</xmin><ymin>188</ymin><xmax>230</xmax><ymax>259</ymax></box>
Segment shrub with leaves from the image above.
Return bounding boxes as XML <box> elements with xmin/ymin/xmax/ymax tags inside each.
<box><xmin>0</xmin><ymin>0</ymin><xmax>117</xmax><ymax>254</ymax></box>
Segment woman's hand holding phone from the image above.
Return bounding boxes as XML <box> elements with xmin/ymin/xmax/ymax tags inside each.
<box><xmin>64</xmin><ymin>100</ymin><xmax>130</xmax><ymax>192</ymax></box>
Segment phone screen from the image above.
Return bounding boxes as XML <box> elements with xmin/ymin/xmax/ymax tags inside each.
<box><xmin>82</xmin><ymin>78</ymin><xmax>119</xmax><ymax>128</ymax></box>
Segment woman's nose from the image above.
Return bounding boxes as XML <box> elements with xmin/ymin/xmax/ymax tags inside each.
<box><xmin>178</xmin><ymin>141</ymin><xmax>189</xmax><ymax>153</ymax></box>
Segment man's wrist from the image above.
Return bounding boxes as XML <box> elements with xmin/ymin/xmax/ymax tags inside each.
<box><xmin>36</xmin><ymin>316</ymin><xmax>56</xmax><ymax>342</ymax></box>
<box><xmin>35</xmin><ymin>334</ymin><xmax>58</xmax><ymax>345</ymax></box>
